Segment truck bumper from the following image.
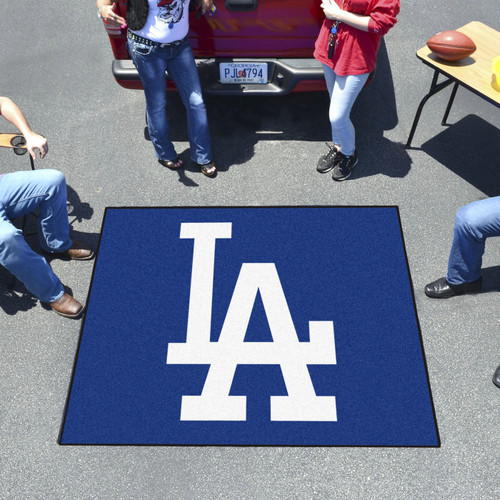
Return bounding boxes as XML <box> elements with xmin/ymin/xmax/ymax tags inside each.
<box><xmin>112</xmin><ymin>58</ymin><xmax>326</xmax><ymax>95</ymax></box>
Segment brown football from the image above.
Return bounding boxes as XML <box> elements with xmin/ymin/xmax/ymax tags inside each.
<box><xmin>427</xmin><ymin>30</ymin><xmax>476</xmax><ymax>61</ymax></box>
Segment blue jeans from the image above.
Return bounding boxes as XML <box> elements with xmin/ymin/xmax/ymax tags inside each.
<box><xmin>323</xmin><ymin>65</ymin><xmax>369</xmax><ymax>156</ymax></box>
<box><xmin>447</xmin><ymin>196</ymin><xmax>500</xmax><ymax>284</ymax></box>
<box><xmin>0</xmin><ymin>170</ymin><xmax>72</xmax><ymax>302</ymax></box>
<box><xmin>128</xmin><ymin>35</ymin><xmax>212</xmax><ymax>165</ymax></box>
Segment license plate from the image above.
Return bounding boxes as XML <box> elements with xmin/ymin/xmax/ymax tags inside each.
<box><xmin>219</xmin><ymin>63</ymin><xmax>268</xmax><ymax>84</ymax></box>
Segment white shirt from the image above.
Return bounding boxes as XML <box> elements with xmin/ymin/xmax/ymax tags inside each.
<box><xmin>131</xmin><ymin>0</ymin><xmax>190</xmax><ymax>43</ymax></box>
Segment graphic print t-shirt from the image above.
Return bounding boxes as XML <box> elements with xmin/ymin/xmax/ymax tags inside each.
<box><xmin>131</xmin><ymin>0</ymin><xmax>190</xmax><ymax>43</ymax></box>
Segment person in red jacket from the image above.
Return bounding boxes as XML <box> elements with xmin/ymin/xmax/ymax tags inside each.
<box><xmin>314</xmin><ymin>0</ymin><xmax>399</xmax><ymax>181</ymax></box>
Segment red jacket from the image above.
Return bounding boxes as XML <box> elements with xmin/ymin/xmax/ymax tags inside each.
<box><xmin>314</xmin><ymin>0</ymin><xmax>400</xmax><ymax>76</ymax></box>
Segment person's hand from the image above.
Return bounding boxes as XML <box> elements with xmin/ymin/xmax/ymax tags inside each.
<box><xmin>200</xmin><ymin>0</ymin><xmax>215</xmax><ymax>15</ymax></box>
<box><xmin>321</xmin><ymin>0</ymin><xmax>343</xmax><ymax>21</ymax></box>
<box><xmin>25</xmin><ymin>132</ymin><xmax>48</xmax><ymax>160</ymax></box>
<box><xmin>100</xmin><ymin>3</ymin><xmax>126</xmax><ymax>28</ymax></box>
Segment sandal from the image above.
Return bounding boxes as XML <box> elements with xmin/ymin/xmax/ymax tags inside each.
<box><xmin>159</xmin><ymin>157</ymin><xmax>183</xmax><ymax>169</ymax></box>
<box><xmin>197</xmin><ymin>161</ymin><xmax>217</xmax><ymax>177</ymax></box>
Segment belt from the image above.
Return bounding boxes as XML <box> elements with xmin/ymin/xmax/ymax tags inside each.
<box><xmin>128</xmin><ymin>31</ymin><xmax>185</xmax><ymax>48</ymax></box>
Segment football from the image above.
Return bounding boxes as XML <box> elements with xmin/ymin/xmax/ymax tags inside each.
<box><xmin>427</xmin><ymin>30</ymin><xmax>477</xmax><ymax>61</ymax></box>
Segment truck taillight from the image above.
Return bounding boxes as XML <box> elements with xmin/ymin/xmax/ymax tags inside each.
<box><xmin>103</xmin><ymin>23</ymin><xmax>123</xmax><ymax>36</ymax></box>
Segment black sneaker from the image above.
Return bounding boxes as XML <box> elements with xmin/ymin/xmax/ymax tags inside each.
<box><xmin>332</xmin><ymin>151</ymin><xmax>358</xmax><ymax>181</ymax></box>
<box><xmin>316</xmin><ymin>144</ymin><xmax>341</xmax><ymax>173</ymax></box>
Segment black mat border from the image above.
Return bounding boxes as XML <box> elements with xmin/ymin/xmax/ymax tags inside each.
<box><xmin>58</xmin><ymin>205</ymin><xmax>441</xmax><ymax>448</ymax></box>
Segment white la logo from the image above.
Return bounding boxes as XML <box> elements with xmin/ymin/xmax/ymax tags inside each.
<box><xmin>166</xmin><ymin>222</ymin><xmax>337</xmax><ymax>421</ymax></box>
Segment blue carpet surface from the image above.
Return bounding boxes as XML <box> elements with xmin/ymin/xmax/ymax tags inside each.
<box><xmin>60</xmin><ymin>207</ymin><xmax>439</xmax><ymax>446</ymax></box>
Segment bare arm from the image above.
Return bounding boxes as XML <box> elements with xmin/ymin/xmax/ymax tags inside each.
<box><xmin>96</xmin><ymin>1</ymin><xmax>126</xmax><ymax>28</ymax></box>
<box><xmin>320</xmin><ymin>0</ymin><xmax>370</xmax><ymax>32</ymax></box>
<box><xmin>0</xmin><ymin>96</ymin><xmax>48</xmax><ymax>159</ymax></box>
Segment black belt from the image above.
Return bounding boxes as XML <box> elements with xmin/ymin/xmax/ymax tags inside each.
<box><xmin>128</xmin><ymin>31</ymin><xmax>185</xmax><ymax>48</ymax></box>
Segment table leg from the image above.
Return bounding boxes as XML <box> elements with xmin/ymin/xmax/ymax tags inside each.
<box><xmin>441</xmin><ymin>82</ymin><xmax>459</xmax><ymax>126</ymax></box>
<box><xmin>406</xmin><ymin>71</ymin><xmax>455</xmax><ymax>148</ymax></box>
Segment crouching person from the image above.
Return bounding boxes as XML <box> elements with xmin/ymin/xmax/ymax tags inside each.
<box><xmin>0</xmin><ymin>97</ymin><xmax>93</xmax><ymax>318</ymax></box>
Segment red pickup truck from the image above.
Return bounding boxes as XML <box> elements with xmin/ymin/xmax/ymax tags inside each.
<box><xmin>104</xmin><ymin>0</ymin><xmax>326</xmax><ymax>95</ymax></box>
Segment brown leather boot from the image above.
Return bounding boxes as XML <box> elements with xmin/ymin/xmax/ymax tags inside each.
<box><xmin>49</xmin><ymin>293</ymin><xmax>84</xmax><ymax>318</ymax></box>
<box><xmin>61</xmin><ymin>241</ymin><xmax>94</xmax><ymax>260</ymax></box>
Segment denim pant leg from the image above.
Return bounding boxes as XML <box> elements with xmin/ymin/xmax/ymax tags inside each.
<box><xmin>323</xmin><ymin>65</ymin><xmax>369</xmax><ymax>156</ymax></box>
<box><xmin>167</xmin><ymin>39</ymin><xmax>212</xmax><ymax>164</ymax></box>
<box><xmin>447</xmin><ymin>196</ymin><xmax>500</xmax><ymax>284</ymax></box>
<box><xmin>128</xmin><ymin>39</ymin><xmax>178</xmax><ymax>161</ymax></box>
<box><xmin>0</xmin><ymin>170</ymin><xmax>70</xmax><ymax>302</ymax></box>
<box><xmin>0</xmin><ymin>170</ymin><xmax>72</xmax><ymax>253</ymax></box>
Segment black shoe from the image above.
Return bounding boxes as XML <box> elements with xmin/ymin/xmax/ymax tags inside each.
<box><xmin>493</xmin><ymin>364</ymin><xmax>500</xmax><ymax>388</ymax></box>
<box><xmin>332</xmin><ymin>151</ymin><xmax>358</xmax><ymax>181</ymax></box>
<box><xmin>424</xmin><ymin>276</ymin><xmax>482</xmax><ymax>298</ymax></box>
<box><xmin>317</xmin><ymin>144</ymin><xmax>341</xmax><ymax>173</ymax></box>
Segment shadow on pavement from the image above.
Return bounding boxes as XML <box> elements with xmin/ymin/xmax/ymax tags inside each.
<box><xmin>0</xmin><ymin>286</ymin><xmax>38</xmax><ymax>316</ymax></box>
<box><xmin>482</xmin><ymin>265</ymin><xmax>500</xmax><ymax>292</ymax></box>
<box><xmin>351</xmin><ymin>39</ymin><xmax>412</xmax><ymax>180</ymax></box>
<box><xmin>421</xmin><ymin>114</ymin><xmax>500</xmax><ymax>196</ymax></box>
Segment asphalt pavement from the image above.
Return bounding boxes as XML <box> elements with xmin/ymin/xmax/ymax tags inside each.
<box><xmin>1</xmin><ymin>1</ymin><xmax>499</xmax><ymax>498</ymax></box>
